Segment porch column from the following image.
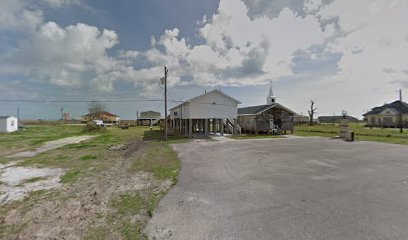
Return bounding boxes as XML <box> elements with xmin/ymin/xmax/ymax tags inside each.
<box><xmin>184</xmin><ymin>119</ymin><xmax>188</xmax><ymax>136</ymax></box>
<box><xmin>204</xmin><ymin>119</ymin><xmax>209</xmax><ymax>135</ymax></box>
<box><xmin>233</xmin><ymin>118</ymin><xmax>238</xmax><ymax>135</ymax></box>
<box><xmin>198</xmin><ymin>119</ymin><xmax>202</xmax><ymax>135</ymax></box>
<box><xmin>189</xmin><ymin>119</ymin><xmax>193</xmax><ymax>137</ymax></box>
<box><xmin>220</xmin><ymin>119</ymin><xmax>224</xmax><ymax>136</ymax></box>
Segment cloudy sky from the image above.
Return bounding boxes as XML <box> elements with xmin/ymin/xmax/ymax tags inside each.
<box><xmin>0</xmin><ymin>0</ymin><xmax>407</xmax><ymax>120</ymax></box>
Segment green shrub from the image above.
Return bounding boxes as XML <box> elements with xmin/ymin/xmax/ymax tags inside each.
<box><xmin>83</xmin><ymin>121</ymin><xmax>106</xmax><ymax>132</ymax></box>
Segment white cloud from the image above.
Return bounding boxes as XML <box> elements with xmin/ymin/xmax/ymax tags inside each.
<box><xmin>315</xmin><ymin>0</ymin><xmax>408</xmax><ymax>109</ymax></box>
<box><xmin>0</xmin><ymin>0</ymin><xmax>334</xmax><ymax>95</ymax></box>
<box><xmin>41</xmin><ymin>0</ymin><xmax>81</xmax><ymax>8</ymax></box>
<box><xmin>304</xmin><ymin>0</ymin><xmax>323</xmax><ymax>14</ymax></box>
<box><xmin>1</xmin><ymin>0</ymin><xmax>407</xmax><ymax>118</ymax></box>
<box><xmin>133</xmin><ymin>0</ymin><xmax>332</xmax><ymax>87</ymax></box>
<box><xmin>0</xmin><ymin>0</ymin><xmax>43</xmax><ymax>31</ymax></box>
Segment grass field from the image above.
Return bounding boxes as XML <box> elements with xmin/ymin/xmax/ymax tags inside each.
<box><xmin>0</xmin><ymin>125</ymin><xmax>186</xmax><ymax>239</ymax></box>
<box><xmin>294</xmin><ymin>123</ymin><xmax>408</xmax><ymax>145</ymax></box>
<box><xmin>0</xmin><ymin>125</ymin><xmax>88</xmax><ymax>156</ymax></box>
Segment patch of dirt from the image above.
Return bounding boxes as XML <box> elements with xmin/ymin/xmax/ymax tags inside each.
<box><xmin>0</xmin><ymin>166</ymin><xmax>63</xmax><ymax>203</ymax></box>
<box><xmin>0</xmin><ymin>139</ymin><xmax>172</xmax><ymax>240</ymax></box>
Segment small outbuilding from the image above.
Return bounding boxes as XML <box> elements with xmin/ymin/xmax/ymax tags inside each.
<box><xmin>169</xmin><ymin>89</ymin><xmax>241</xmax><ymax>137</ymax></box>
<box><xmin>138</xmin><ymin>111</ymin><xmax>161</xmax><ymax>126</ymax></box>
<box><xmin>0</xmin><ymin>116</ymin><xmax>18</xmax><ymax>133</ymax></box>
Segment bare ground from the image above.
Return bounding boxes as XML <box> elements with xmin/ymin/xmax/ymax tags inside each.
<box><xmin>0</xmin><ymin>140</ymin><xmax>172</xmax><ymax>239</ymax></box>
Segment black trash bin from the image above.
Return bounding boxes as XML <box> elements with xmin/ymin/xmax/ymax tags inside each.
<box><xmin>348</xmin><ymin>131</ymin><xmax>355</xmax><ymax>142</ymax></box>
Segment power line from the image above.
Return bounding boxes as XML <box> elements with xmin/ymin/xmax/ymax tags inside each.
<box><xmin>0</xmin><ymin>98</ymin><xmax>239</xmax><ymax>107</ymax></box>
<box><xmin>0</xmin><ymin>99</ymin><xmax>173</xmax><ymax>103</ymax></box>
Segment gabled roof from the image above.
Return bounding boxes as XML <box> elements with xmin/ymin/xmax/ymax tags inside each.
<box><xmin>238</xmin><ymin>103</ymin><xmax>296</xmax><ymax>115</ymax></box>
<box><xmin>170</xmin><ymin>89</ymin><xmax>241</xmax><ymax>111</ymax></box>
<box><xmin>0</xmin><ymin>116</ymin><xmax>13</xmax><ymax>119</ymax></box>
<box><xmin>238</xmin><ymin>104</ymin><xmax>275</xmax><ymax>115</ymax></box>
<box><xmin>83</xmin><ymin>111</ymin><xmax>119</xmax><ymax>117</ymax></box>
<box><xmin>363</xmin><ymin>100</ymin><xmax>408</xmax><ymax>116</ymax></box>
<box><xmin>140</xmin><ymin>111</ymin><xmax>160</xmax><ymax>114</ymax></box>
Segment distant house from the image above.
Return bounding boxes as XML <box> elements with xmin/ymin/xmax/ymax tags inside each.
<box><xmin>318</xmin><ymin>116</ymin><xmax>359</xmax><ymax>124</ymax></box>
<box><xmin>0</xmin><ymin>116</ymin><xmax>18</xmax><ymax>133</ymax></box>
<box><xmin>138</xmin><ymin>111</ymin><xmax>161</xmax><ymax>126</ymax></box>
<box><xmin>238</xmin><ymin>84</ymin><xmax>296</xmax><ymax>134</ymax></box>
<box><xmin>363</xmin><ymin>100</ymin><xmax>408</xmax><ymax>127</ymax></box>
<box><xmin>293</xmin><ymin>114</ymin><xmax>310</xmax><ymax>125</ymax></box>
<box><xmin>63</xmin><ymin>113</ymin><xmax>71</xmax><ymax>121</ymax></box>
<box><xmin>81</xmin><ymin>111</ymin><xmax>120</xmax><ymax>124</ymax></box>
<box><xmin>169</xmin><ymin>89</ymin><xmax>241</xmax><ymax>137</ymax></box>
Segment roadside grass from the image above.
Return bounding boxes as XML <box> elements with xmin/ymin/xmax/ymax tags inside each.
<box><xmin>143</xmin><ymin>129</ymin><xmax>190</xmax><ymax>143</ymax></box>
<box><xmin>0</xmin><ymin>189</ymin><xmax>62</xmax><ymax>238</ymax></box>
<box><xmin>16</xmin><ymin>177</ymin><xmax>48</xmax><ymax>187</ymax></box>
<box><xmin>228</xmin><ymin>134</ymin><xmax>284</xmax><ymax>140</ymax></box>
<box><xmin>59</xmin><ymin>169</ymin><xmax>81</xmax><ymax>183</ymax></box>
<box><xmin>16</xmin><ymin>127</ymin><xmax>142</xmax><ymax>169</ymax></box>
<box><xmin>103</xmin><ymin>190</ymin><xmax>167</xmax><ymax>240</ymax></box>
<box><xmin>131</xmin><ymin>141</ymin><xmax>180</xmax><ymax>182</ymax></box>
<box><xmin>1</xmin><ymin>124</ymin><xmax>184</xmax><ymax>239</ymax></box>
<box><xmin>294</xmin><ymin>123</ymin><xmax>408</xmax><ymax>144</ymax></box>
<box><xmin>0</xmin><ymin>125</ymin><xmax>87</xmax><ymax>156</ymax></box>
<box><xmin>86</xmin><ymin>128</ymin><xmax>183</xmax><ymax>240</ymax></box>
<box><xmin>0</xmin><ymin>157</ymin><xmax>9</xmax><ymax>164</ymax></box>
<box><xmin>80</xmin><ymin>155</ymin><xmax>98</xmax><ymax>161</ymax></box>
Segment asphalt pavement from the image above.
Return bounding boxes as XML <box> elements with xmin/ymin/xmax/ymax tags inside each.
<box><xmin>145</xmin><ymin>137</ymin><xmax>408</xmax><ymax>240</ymax></box>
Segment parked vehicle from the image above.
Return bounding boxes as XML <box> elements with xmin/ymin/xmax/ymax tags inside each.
<box><xmin>91</xmin><ymin>120</ymin><xmax>105</xmax><ymax>127</ymax></box>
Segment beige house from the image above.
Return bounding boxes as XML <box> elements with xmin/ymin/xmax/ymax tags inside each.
<box><xmin>81</xmin><ymin>111</ymin><xmax>120</xmax><ymax>124</ymax></box>
<box><xmin>293</xmin><ymin>114</ymin><xmax>310</xmax><ymax>125</ymax></box>
<box><xmin>363</xmin><ymin>100</ymin><xmax>408</xmax><ymax>127</ymax></box>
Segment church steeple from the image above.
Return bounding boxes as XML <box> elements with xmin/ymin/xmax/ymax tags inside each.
<box><xmin>266</xmin><ymin>81</ymin><xmax>276</xmax><ymax>105</ymax></box>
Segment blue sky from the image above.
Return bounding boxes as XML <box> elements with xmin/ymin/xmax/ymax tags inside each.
<box><xmin>0</xmin><ymin>0</ymin><xmax>407</xmax><ymax>120</ymax></box>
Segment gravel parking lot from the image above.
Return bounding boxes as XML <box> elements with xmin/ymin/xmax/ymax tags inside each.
<box><xmin>145</xmin><ymin>137</ymin><xmax>408</xmax><ymax>240</ymax></box>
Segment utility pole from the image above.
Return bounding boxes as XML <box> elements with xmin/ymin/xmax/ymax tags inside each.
<box><xmin>163</xmin><ymin>66</ymin><xmax>169</xmax><ymax>141</ymax></box>
<box><xmin>399</xmin><ymin>89</ymin><xmax>403</xmax><ymax>133</ymax></box>
<box><xmin>60</xmin><ymin>106</ymin><xmax>64</xmax><ymax>125</ymax></box>
<box><xmin>17</xmin><ymin>107</ymin><xmax>20</xmax><ymax>120</ymax></box>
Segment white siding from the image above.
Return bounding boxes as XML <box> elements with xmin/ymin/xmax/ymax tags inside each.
<box><xmin>170</xmin><ymin>105</ymin><xmax>190</xmax><ymax>119</ymax></box>
<box><xmin>0</xmin><ymin>117</ymin><xmax>18</xmax><ymax>133</ymax></box>
<box><xmin>170</xmin><ymin>90</ymin><xmax>239</xmax><ymax>119</ymax></box>
<box><xmin>188</xmin><ymin>92</ymin><xmax>238</xmax><ymax>119</ymax></box>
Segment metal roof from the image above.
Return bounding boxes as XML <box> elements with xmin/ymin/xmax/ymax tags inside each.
<box><xmin>238</xmin><ymin>104</ymin><xmax>276</xmax><ymax>115</ymax></box>
<box><xmin>238</xmin><ymin>103</ymin><xmax>296</xmax><ymax>115</ymax></box>
<box><xmin>170</xmin><ymin>89</ymin><xmax>241</xmax><ymax>111</ymax></box>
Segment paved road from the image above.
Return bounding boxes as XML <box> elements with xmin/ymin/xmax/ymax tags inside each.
<box><xmin>145</xmin><ymin>137</ymin><xmax>408</xmax><ymax>240</ymax></box>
